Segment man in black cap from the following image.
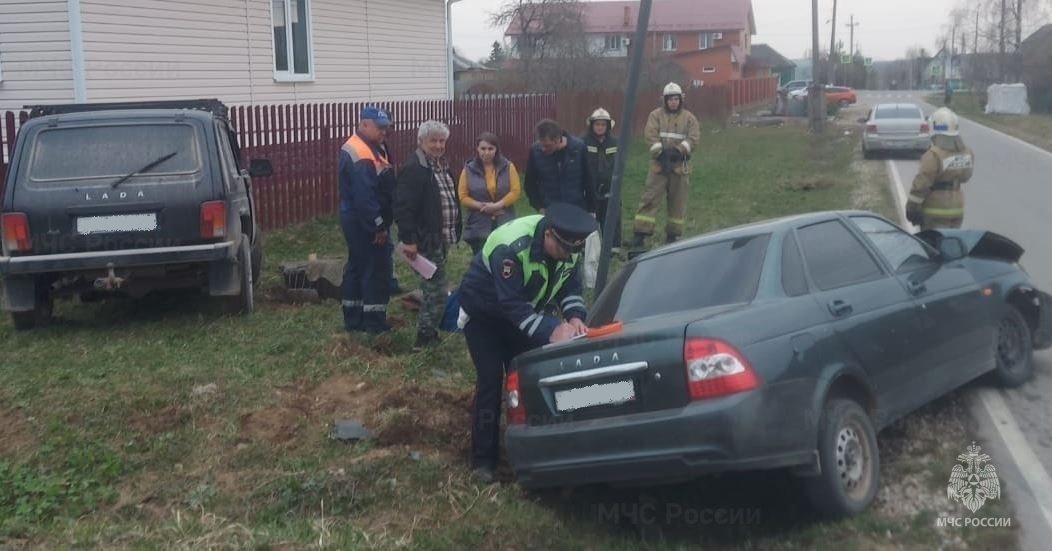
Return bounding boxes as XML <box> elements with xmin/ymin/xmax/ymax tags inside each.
<box><xmin>457</xmin><ymin>202</ymin><xmax>598</xmax><ymax>483</ymax></box>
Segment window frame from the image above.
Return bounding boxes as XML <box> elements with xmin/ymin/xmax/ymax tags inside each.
<box><xmin>662</xmin><ymin>33</ymin><xmax>677</xmax><ymax>52</ymax></box>
<box><xmin>698</xmin><ymin>32</ymin><xmax>712</xmax><ymax>50</ymax></box>
<box><xmin>795</xmin><ymin>219</ymin><xmax>888</xmax><ymax>292</ymax></box>
<box><xmin>702</xmin><ymin>66</ymin><xmax>717</xmax><ymax>73</ymax></box>
<box><xmin>270</xmin><ymin>0</ymin><xmax>315</xmax><ymax>82</ymax></box>
<box><xmin>604</xmin><ymin>35</ymin><xmax>623</xmax><ymax>51</ymax></box>
<box><xmin>849</xmin><ymin>215</ymin><xmax>940</xmax><ymax>275</ymax></box>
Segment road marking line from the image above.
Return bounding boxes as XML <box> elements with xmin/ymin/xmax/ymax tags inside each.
<box><xmin>977</xmin><ymin>388</ymin><xmax>1052</xmax><ymax>531</ymax></box>
<box><xmin>885</xmin><ymin>159</ymin><xmax>917</xmax><ymax>231</ymax></box>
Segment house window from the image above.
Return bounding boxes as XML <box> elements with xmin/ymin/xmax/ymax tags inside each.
<box><xmin>662</xmin><ymin>33</ymin><xmax>677</xmax><ymax>51</ymax></box>
<box><xmin>272</xmin><ymin>0</ymin><xmax>313</xmax><ymax>81</ymax></box>
<box><xmin>698</xmin><ymin>33</ymin><xmax>712</xmax><ymax>50</ymax></box>
<box><xmin>605</xmin><ymin>35</ymin><xmax>623</xmax><ymax>50</ymax></box>
<box><xmin>702</xmin><ymin>67</ymin><xmax>717</xmax><ymax>73</ymax></box>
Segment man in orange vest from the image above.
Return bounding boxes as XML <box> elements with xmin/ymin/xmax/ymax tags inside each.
<box><xmin>339</xmin><ymin>106</ymin><xmax>397</xmax><ymax>333</ymax></box>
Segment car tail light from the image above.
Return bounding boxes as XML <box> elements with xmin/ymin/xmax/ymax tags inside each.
<box><xmin>1</xmin><ymin>212</ymin><xmax>32</xmax><ymax>252</ymax></box>
<box><xmin>920</xmin><ymin>123</ymin><xmax>930</xmax><ymax>133</ymax></box>
<box><xmin>866</xmin><ymin>124</ymin><xmax>878</xmax><ymax>134</ymax></box>
<box><xmin>505</xmin><ymin>370</ymin><xmax>526</xmax><ymax>425</ymax></box>
<box><xmin>684</xmin><ymin>337</ymin><xmax>759</xmax><ymax>400</ymax></box>
<box><xmin>200</xmin><ymin>201</ymin><xmax>227</xmax><ymax>238</ymax></box>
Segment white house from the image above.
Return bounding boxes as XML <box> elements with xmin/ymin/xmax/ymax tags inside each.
<box><xmin>0</xmin><ymin>0</ymin><xmax>454</xmax><ymax>112</ymax></box>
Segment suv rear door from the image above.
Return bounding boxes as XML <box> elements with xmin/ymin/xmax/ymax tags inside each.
<box><xmin>10</xmin><ymin>115</ymin><xmax>217</xmax><ymax>255</ymax></box>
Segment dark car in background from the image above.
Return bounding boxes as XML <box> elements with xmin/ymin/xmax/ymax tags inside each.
<box><xmin>504</xmin><ymin>211</ymin><xmax>1050</xmax><ymax>518</ymax></box>
<box><xmin>0</xmin><ymin>100</ymin><xmax>270</xmax><ymax>329</ymax></box>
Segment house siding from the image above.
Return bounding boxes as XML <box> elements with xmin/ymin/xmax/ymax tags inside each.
<box><xmin>7</xmin><ymin>0</ymin><xmax>448</xmax><ymax>107</ymax></box>
<box><xmin>0</xmin><ymin>0</ymin><xmax>75</xmax><ymax>111</ymax></box>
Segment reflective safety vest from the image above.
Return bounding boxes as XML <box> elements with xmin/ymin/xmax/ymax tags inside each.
<box><xmin>481</xmin><ymin>215</ymin><xmax>580</xmax><ymax>309</ymax></box>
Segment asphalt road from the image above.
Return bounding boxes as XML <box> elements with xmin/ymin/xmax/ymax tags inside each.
<box><xmin>858</xmin><ymin>90</ymin><xmax>1052</xmax><ymax>549</ymax></box>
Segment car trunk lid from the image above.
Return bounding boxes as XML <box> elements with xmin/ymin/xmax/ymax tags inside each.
<box><xmin>513</xmin><ymin>306</ymin><xmax>744</xmax><ymax>426</ymax></box>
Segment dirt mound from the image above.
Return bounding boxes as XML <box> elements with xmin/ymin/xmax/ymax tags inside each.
<box><xmin>131</xmin><ymin>404</ymin><xmax>190</xmax><ymax>435</ymax></box>
<box><xmin>0</xmin><ymin>404</ymin><xmax>35</xmax><ymax>456</ymax></box>
<box><xmin>236</xmin><ymin>373</ymin><xmax>472</xmax><ymax>456</ymax></box>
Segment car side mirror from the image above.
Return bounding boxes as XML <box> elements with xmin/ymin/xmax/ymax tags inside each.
<box><xmin>938</xmin><ymin>237</ymin><xmax>967</xmax><ymax>261</ymax></box>
<box><xmin>248</xmin><ymin>159</ymin><xmax>273</xmax><ymax>178</ymax></box>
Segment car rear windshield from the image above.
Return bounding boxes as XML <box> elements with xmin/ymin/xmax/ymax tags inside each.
<box><xmin>589</xmin><ymin>233</ymin><xmax>770</xmax><ymax>325</ymax></box>
<box><xmin>28</xmin><ymin>124</ymin><xmax>201</xmax><ymax>182</ymax></box>
<box><xmin>874</xmin><ymin>106</ymin><xmax>922</xmax><ymax>120</ymax></box>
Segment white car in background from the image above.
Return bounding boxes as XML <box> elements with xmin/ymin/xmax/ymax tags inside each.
<box><xmin>861</xmin><ymin>103</ymin><xmax>931</xmax><ymax>159</ymax></box>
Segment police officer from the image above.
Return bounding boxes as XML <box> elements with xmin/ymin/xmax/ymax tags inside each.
<box><xmin>630</xmin><ymin>82</ymin><xmax>701</xmax><ymax>251</ymax></box>
<box><xmin>583</xmin><ymin>108</ymin><xmax>621</xmax><ymax>249</ymax></box>
<box><xmin>339</xmin><ymin>106</ymin><xmax>397</xmax><ymax>334</ymax></box>
<box><xmin>907</xmin><ymin>107</ymin><xmax>974</xmax><ymax>230</ymax></box>
<box><xmin>457</xmin><ymin>202</ymin><xmax>598</xmax><ymax>482</ymax></box>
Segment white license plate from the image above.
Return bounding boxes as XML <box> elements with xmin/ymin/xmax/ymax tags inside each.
<box><xmin>554</xmin><ymin>380</ymin><xmax>635</xmax><ymax>412</ymax></box>
<box><xmin>76</xmin><ymin>213</ymin><xmax>157</xmax><ymax>234</ymax></box>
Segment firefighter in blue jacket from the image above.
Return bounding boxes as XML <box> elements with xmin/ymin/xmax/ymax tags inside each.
<box><xmin>339</xmin><ymin>106</ymin><xmax>396</xmax><ymax>333</ymax></box>
<box><xmin>457</xmin><ymin>202</ymin><xmax>598</xmax><ymax>482</ymax></box>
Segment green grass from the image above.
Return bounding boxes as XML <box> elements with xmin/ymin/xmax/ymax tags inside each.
<box><xmin>0</xmin><ymin>121</ymin><xmax>1003</xmax><ymax>549</ymax></box>
<box><xmin>929</xmin><ymin>91</ymin><xmax>1052</xmax><ymax>152</ymax></box>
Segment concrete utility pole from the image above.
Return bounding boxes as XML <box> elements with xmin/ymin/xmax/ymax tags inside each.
<box><xmin>810</xmin><ymin>0</ymin><xmax>824</xmax><ymax>133</ymax></box>
<box><xmin>829</xmin><ymin>0</ymin><xmax>838</xmax><ymax>85</ymax></box>
<box><xmin>845</xmin><ymin>15</ymin><xmax>859</xmax><ymax>59</ymax></box>
<box><xmin>594</xmin><ymin>0</ymin><xmax>652</xmax><ymax>294</ymax></box>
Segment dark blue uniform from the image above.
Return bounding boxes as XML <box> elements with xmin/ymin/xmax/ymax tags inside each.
<box><xmin>458</xmin><ymin>205</ymin><xmax>596</xmax><ymax>473</ymax></box>
<box><xmin>339</xmin><ymin>132</ymin><xmax>396</xmax><ymax>333</ymax></box>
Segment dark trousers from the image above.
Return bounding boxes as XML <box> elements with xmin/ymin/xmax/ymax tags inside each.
<box><xmin>464</xmin><ymin>312</ymin><xmax>534</xmax><ymax>469</ymax></box>
<box><xmin>340</xmin><ymin>212</ymin><xmax>393</xmax><ymax>333</ymax></box>
<box><xmin>466</xmin><ymin>238</ymin><xmax>484</xmax><ymax>256</ymax></box>
<box><xmin>596</xmin><ymin>197</ymin><xmax>622</xmax><ymax>247</ymax></box>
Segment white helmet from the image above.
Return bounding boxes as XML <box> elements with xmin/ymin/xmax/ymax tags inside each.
<box><xmin>931</xmin><ymin>107</ymin><xmax>960</xmax><ymax>136</ymax></box>
<box><xmin>663</xmin><ymin>82</ymin><xmax>684</xmax><ymax>97</ymax></box>
<box><xmin>587</xmin><ymin>108</ymin><xmax>615</xmax><ymax>129</ymax></box>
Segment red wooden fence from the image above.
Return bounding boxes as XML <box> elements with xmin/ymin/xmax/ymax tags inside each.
<box><xmin>729</xmin><ymin>76</ymin><xmax>779</xmax><ymax>110</ymax></box>
<box><xmin>0</xmin><ymin>95</ymin><xmax>556</xmax><ymax>230</ymax></box>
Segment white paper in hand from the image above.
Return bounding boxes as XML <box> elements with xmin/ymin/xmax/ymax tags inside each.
<box><xmin>396</xmin><ymin>243</ymin><xmax>438</xmax><ymax>280</ymax></box>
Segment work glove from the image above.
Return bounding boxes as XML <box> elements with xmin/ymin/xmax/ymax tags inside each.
<box><xmin>905</xmin><ymin>203</ymin><xmax>923</xmax><ymax>226</ymax></box>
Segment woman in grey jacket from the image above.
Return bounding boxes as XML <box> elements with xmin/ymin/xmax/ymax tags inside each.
<box><xmin>457</xmin><ymin>133</ymin><xmax>521</xmax><ymax>255</ymax></box>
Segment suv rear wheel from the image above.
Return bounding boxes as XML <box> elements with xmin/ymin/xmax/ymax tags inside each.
<box><xmin>803</xmin><ymin>399</ymin><xmax>879</xmax><ymax>518</ymax></box>
<box><xmin>11</xmin><ymin>282</ymin><xmax>54</xmax><ymax>331</ymax></box>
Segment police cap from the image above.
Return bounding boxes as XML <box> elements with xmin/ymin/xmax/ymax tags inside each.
<box><xmin>545</xmin><ymin>202</ymin><xmax>598</xmax><ymax>252</ymax></box>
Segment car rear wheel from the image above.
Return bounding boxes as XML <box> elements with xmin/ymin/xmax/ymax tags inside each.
<box><xmin>992</xmin><ymin>307</ymin><xmax>1033</xmax><ymax>387</ymax></box>
<box><xmin>250</xmin><ymin>232</ymin><xmax>263</xmax><ymax>285</ymax></box>
<box><xmin>10</xmin><ymin>282</ymin><xmax>54</xmax><ymax>331</ymax></box>
<box><xmin>803</xmin><ymin>399</ymin><xmax>879</xmax><ymax>518</ymax></box>
<box><xmin>862</xmin><ymin>145</ymin><xmax>875</xmax><ymax>160</ymax></box>
<box><xmin>225</xmin><ymin>236</ymin><xmax>255</xmax><ymax>315</ymax></box>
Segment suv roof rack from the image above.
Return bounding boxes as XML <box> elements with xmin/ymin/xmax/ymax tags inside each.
<box><xmin>25</xmin><ymin>99</ymin><xmax>228</xmax><ymax>120</ymax></box>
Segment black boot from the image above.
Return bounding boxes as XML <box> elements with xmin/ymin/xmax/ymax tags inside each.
<box><xmin>630</xmin><ymin>232</ymin><xmax>648</xmax><ymax>249</ymax></box>
<box><xmin>666</xmin><ymin>233</ymin><xmax>680</xmax><ymax>244</ymax></box>
<box><xmin>414</xmin><ymin>329</ymin><xmax>440</xmax><ymax>349</ymax></box>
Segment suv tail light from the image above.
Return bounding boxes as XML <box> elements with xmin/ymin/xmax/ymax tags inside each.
<box><xmin>200</xmin><ymin>201</ymin><xmax>227</xmax><ymax>238</ymax></box>
<box><xmin>920</xmin><ymin>123</ymin><xmax>930</xmax><ymax>133</ymax></box>
<box><xmin>866</xmin><ymin>124</ymin><xmax>878</xmax><ymax>134</ymax></box>
<box><xmin>505</xmin><ymin>370</ymin><xmax>526</xmax><ymax>425</ymax></box>
<box><xmin>1</xmin><ymin>212</ymin><xmax>32</xmax><ymax>252</ymax></box>
<box><xmin>684</xmin><ymin>338</ymin><xmax>759</xmax><ymax>400</ymax></box>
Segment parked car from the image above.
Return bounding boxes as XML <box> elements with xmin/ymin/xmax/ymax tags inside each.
<box><xmin>861</xmin><ymin>103</ymin><xmax>931</xmax><ymax>159</ymax></box>
<box><xmin>0</xmin><ymin>99</ymin><xmax>270</xmax><ymax>329</ymax></box>
<box><xmin>504</xmin><ymin>211</ymin><xmax>1050</xmax><ymax>518</ymax></box>
<box><xmin>825</xmin><ymin>86</ymin><xmax>857</xmax><ymax>106</ymax></box>
<box><xmin>780</xmin><ymin>80</ymin><xmax>812</xmax><ymax>94</ymax></box>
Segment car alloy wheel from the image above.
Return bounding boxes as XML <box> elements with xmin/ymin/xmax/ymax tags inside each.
<box><xmin>993</xmin><ymin>307</ymin><xmax>1033</xmax><ymax>387</ymax></box>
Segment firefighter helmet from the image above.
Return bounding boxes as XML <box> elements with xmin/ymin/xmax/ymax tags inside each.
<box><xmin>931</xmin><ymin>107</ymin><xmax>960</xmax><ymax>136</ymax></box>
<box><xmin>587</xmin><ymin>108</ymin><xmax>615</xmax><ymax>129</ymax></box>
<box><xmin>663</xmin><ymin>82</ymin><xmax>684</xmax><ymax>97</ymax></box>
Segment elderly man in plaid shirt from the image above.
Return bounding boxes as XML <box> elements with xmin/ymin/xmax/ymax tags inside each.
<box><xmin>395</xmin><ymin>120</ymin><xmax>463</xmax><ymax>348</ymax></box>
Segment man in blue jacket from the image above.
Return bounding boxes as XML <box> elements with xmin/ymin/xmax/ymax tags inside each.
<box><xmin>524</xmin><ymin>119</ymin><xmax>596</xmax><ymax>215</ymax></box>
<box><xmin>339</xmin><ymin>106</ymin><xmax>396</xmax><ymax>333</ymax></box>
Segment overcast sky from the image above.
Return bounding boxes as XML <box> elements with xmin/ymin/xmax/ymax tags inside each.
<box><xmin>452</xmin><ymin>0</ymin><xmax>1043</xmax><ymax>62</ymax></box>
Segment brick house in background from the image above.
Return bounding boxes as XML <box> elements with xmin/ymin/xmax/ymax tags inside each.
<box><xmin>505</xmin><ymin>0</ymin><xmax>781</xmax><ymax>89</ymax></box>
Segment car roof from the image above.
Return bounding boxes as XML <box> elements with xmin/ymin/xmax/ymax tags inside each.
<box><xmin>19</xmin><ymin>108</ymin><xmax>217</xmax><ymax>129</ymax></box>
<box><xmin>873</xmin><ymin>103</ymin><xmax>922</xmax><ymax>110</ymax></box>
<box><xmin>633</xmin><ymin>210</ymin><xmax>882</xmax><ymax>261</ymax></box>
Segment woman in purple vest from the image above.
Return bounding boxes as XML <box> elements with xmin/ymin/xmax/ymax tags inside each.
<box><xmin>457</xmin><ymin>132</ymin><xmax>522</xmax><ymax>255</ymax></box>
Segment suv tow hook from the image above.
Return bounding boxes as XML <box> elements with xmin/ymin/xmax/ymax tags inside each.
<box><xmin>94</xmin><ymin>264</ymin><xmax>126</xmax><ymax>291</ymax></box>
